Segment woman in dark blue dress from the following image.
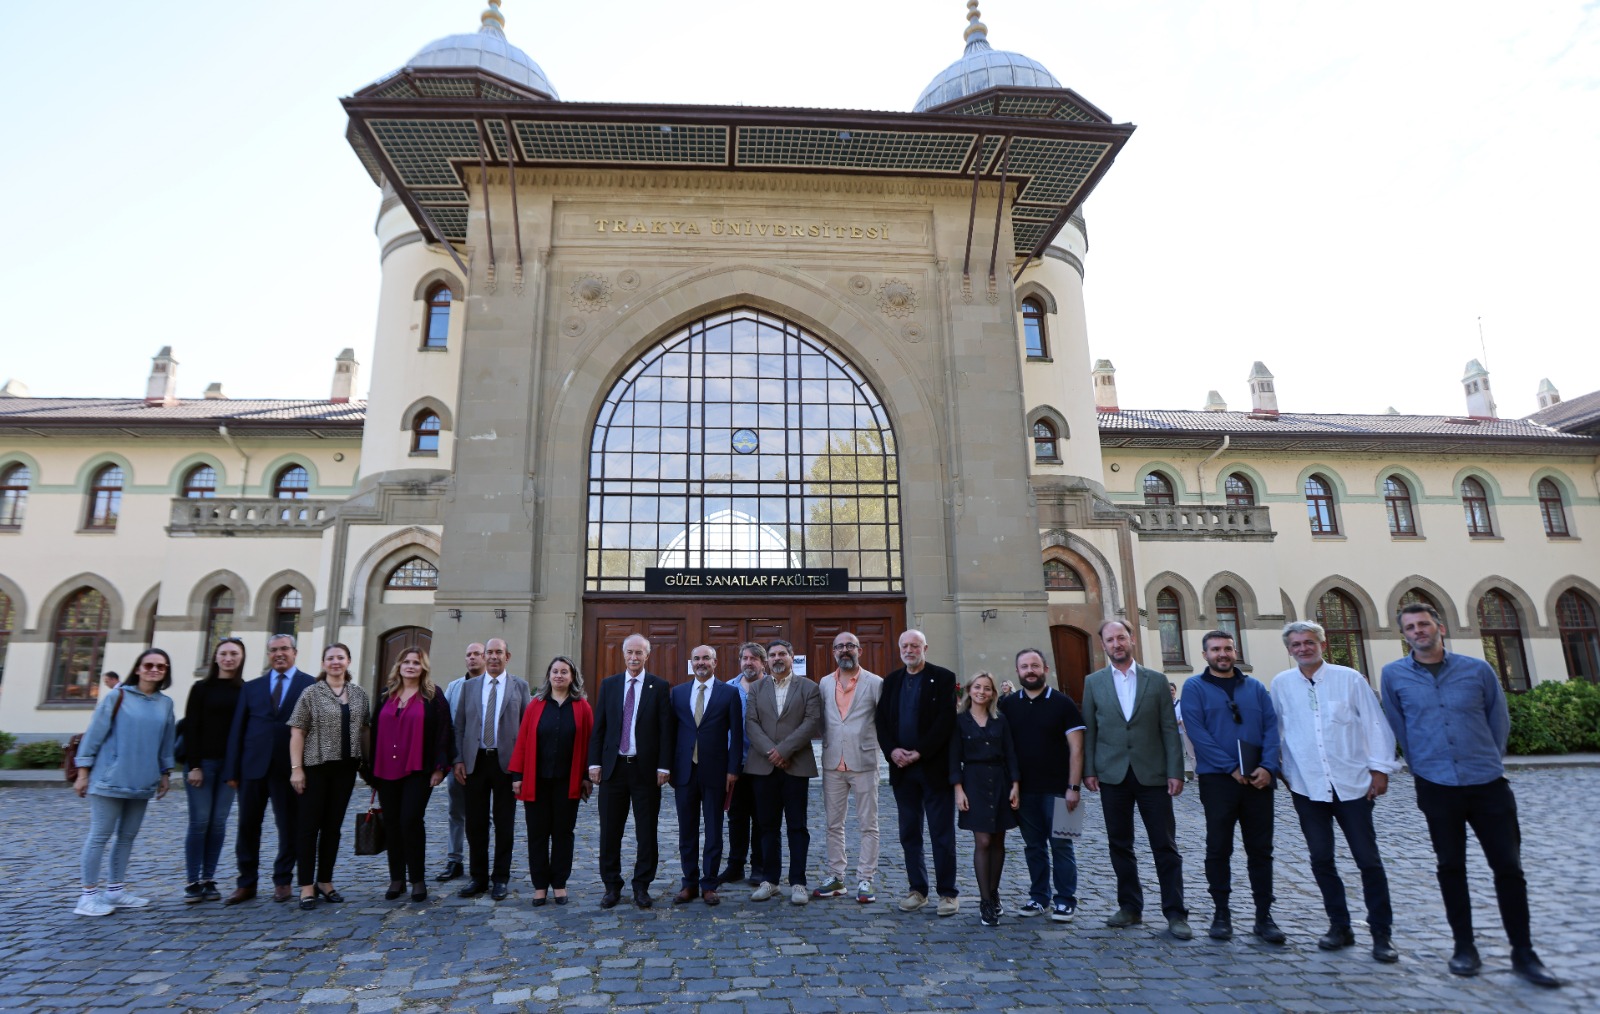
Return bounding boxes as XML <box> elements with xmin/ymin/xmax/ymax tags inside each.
<box><xmin>950</xmin><ymin>671</ymin><xmax>1020</xmax><ymax>927</ymax></box>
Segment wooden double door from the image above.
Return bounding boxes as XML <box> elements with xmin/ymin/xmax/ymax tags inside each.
<box><xmin>582</xmin><ymin>597</ymin><xmax>906</xmax><ymax>688</ymax></box>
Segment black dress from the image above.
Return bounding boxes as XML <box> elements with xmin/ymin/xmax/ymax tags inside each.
<box><xmin>949</xmin><ymin>711</ymin><xmax>1021</xmax><ymax>833</ymax></box>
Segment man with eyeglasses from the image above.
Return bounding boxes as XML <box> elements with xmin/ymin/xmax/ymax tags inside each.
<box><xmin>814</xmin><ymin>631</ymin><xmax>883</xmax><ymax>903</ymax></box>
<box><xmin>1271</xmin><ymin>621</ymin><xmax>1399</xmax><ymax>963</ymax></box>
<box><xmin>1180</xmin><ymin>630</ymin><xmax>1283</xmax><ymax>944</ymax></box>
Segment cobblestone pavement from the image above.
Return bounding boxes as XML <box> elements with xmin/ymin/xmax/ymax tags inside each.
<box><xmin>2</xmin><ymin>768</ymin><xmax>1592</xmax><ymax>1013</ymax></box>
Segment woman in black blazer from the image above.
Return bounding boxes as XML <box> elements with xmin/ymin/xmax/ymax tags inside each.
<box><xmin>368</xmin><ymin>648</ymin><xmax>454</xmax><ymax>901</ymax></box>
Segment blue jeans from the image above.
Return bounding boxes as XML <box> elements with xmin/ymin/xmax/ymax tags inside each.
<box><xmin>81</xmin><ymin>795</ymin><xmax>149</xmax><ymax>887</ymax></box>
<box><xmin>184</xmin><ymin>758</ymin><xmax>237</xmax><ymax>883</ymax></box>
<box><xmin>1016</xmin><ymin>791</ymin><xmax>1078</xmax><ymax>907</ymax></box>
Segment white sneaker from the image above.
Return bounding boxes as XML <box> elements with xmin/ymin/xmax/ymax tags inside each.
<box><xmin>790</xmin><ymin>884</ymin><xmax>809</xmax><ymax>905</ymax></box>
<box><xmin>75</xmin><ymin>893</ymin><xmax>115</xmax><ymax>917</ymax></box>
<box><xmin>104</xmin><ymin>889</ymin><xmax>150</xmax><ymax>909</ymax></box>
<box><xmin>751</xmin><ymin>881</ymin><xmax>779</xmax><ymax>901</ymax></box>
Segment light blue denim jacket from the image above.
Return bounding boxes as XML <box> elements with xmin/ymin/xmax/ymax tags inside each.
<box><xmin>75</xmin><ymin>686</ymin><xmax>178</xmax><ymax>799</ymax></box>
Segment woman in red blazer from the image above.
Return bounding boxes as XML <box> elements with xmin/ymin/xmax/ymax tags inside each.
<box><xmin>509</xmin><ymin>656</ymin><xmax>594</xmax><ymax>905</ymax></box>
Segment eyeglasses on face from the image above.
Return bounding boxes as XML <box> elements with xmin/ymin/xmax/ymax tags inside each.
<box><xmin>833</xmin><ymin>644</ymin><xmax>860</xmax><ymax>652</ymax></box>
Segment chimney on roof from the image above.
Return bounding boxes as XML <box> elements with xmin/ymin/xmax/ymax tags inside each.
<box><xmin>1537</xmin><ymin>378</ymin><xmax>1561</xmax><ymax>410</ymax></box>
<box><xmin>331</xmin><ymin>348</ymin><xmax>360</xmax><ymax>404</ymax></box>
<box><xmin>1247</xmin><ymin>361</ymin><xmax>1278</xmax><ymax>415</ymax></box>
<box><xmin>145</xmin><ymin>346</ymin><xmax>178</xmax><ymax>407</ymax></box>
<box><xmin>1462</xmin><ymin>359</ymin><xmax>1497</xmax><ymax>418</ymax></box>
<box><xmin>1385</xmin><ymin>406</ymin><xmax>1400</xmax><ymax>415</ymax></box>
<box><xmin>203</xmin><ymin>382</ymin><xmax>226</xmax><ymax>400</ymax></box>
<box><xmin>1092</xmin><ymin>359</ymin><xmax>1119</xmax><ymax>412</ymax></box>
<box><xmin>0</xmin><ymin>379</ymin><xmax>28</xmax><ymax>397</ymax></box>
<box><xmin>1203</xmin><ymin>390</ymin><xmax>1227</xmax><ymax>412</ymax></box>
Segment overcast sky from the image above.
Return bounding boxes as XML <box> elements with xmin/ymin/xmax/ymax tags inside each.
<box><xmin>3</xmin><ymin>1</ymin><xmax>1595</xmax><ymax>416</ymax></box>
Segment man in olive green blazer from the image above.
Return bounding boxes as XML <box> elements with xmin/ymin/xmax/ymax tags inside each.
<box><xmin>1082</xmin><ymin>619</ymin><xmax>1191</xmax><ymax>939</ymax></box>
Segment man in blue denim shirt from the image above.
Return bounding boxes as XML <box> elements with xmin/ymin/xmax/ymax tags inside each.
<box><xmin>1381</xmin><ymin>603</ymin><xmax>1560</xmax><ymax>988</ymax></box>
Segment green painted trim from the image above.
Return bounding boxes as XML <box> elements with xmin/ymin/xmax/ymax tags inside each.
<box><xmin>1371</xmin><ymin>464</ymin><xmax>1430</xmax><ymax>500</ymax></box>
<box><xmin>165</xmin><ymin>452</ymin><xmax>230</xmax><ymax>492</ymax></box>
<box><xmin>1212</xmin><ymin>461</ymin><xmax>1271</xmax><ymax>499</ymax></box>
<box><xmin>1450</xmin><ymin>465</ymin><xmax>1507</xmax><ymax>501</ymax></box>
<box><xmin>0</xmin><ymin>450</ymin><xmax>41</xmax><ymax>479</ymax></box>
<box><xmin>72</xmin><ymin>452</ymin><xmax>136</xmax><ymax>489</ymax></box>
<box><xmin>1133</xmin><ymin>460</ymin><xmax>1191</xmax><ymax>500</ymax></box>
<box><xmin>255</xmin><ymin>454</ymin><xmax>321</xmax><ymax>497</ymax></box>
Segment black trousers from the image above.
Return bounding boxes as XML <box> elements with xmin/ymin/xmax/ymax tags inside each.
<box><xmin>1414</xmin><ymin>776</ymin><xmax>1532</xmax><ymax>949</ymax></box>
<box><xmin>375</xmin><ymin>770</ymin><xmax>434</xmax><ymax>884</ymax></box>
<box><xmin>465</xmin><ymin>750</ymin><xmax>516</xmax><ymax>884</ymax></box>
<box><xmin>598</xmin><ymin>757</ymin><xmax>663</xmax><ymax>892</ymax></box>
<box><xmin>235</xmin><ymin>769</ymin><xmax>297</xmax><ymax>888</ymax></box>
<box><xmin>296</xmin><ymin>759</ymin><xmax>358</xmax><ymax>887</ymax></box>
<box><xmin>1197</xmin><ymin>773</ymin><xmax>1275</xmax><ymax>918</ymax></box>
<box><xmin>726</xmin><ymin>772</ymin><xmax>764</xmax><ymax>875</ymax></box>
<box><xmin>1100</xmin><ymin>775</ymin><xmax>1186</xmax><ymax>919</ymax></box>
<box><xmin>891</xmin><ymin>764</ymin><xmax>958</xmax><ymax>898</ymax></box>
<box><xmin>1291</xmin><ymin>791</ymin><xmax>1391</xmax><ymax>933</ymax></box>
<box><xmin>674</xmin><ymin>766</ymin><xmax>727</xmax><ymax>891</ymax></box>
<box><xmin>524</xmin><ymin>777</ymin><xmax>580</xmax><ymax>890</ymax></box>
<box><xmin>755</xmin><ymin>770</ymin><xmax>811</xmax><ymax>886</ymax></box>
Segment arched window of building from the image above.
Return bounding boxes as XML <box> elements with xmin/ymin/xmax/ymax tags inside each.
<box><xmin>1304</xmin><ymin>474</ymin><xmax>1338</xmax><ymax>534</ymax></box>
<box><xmin>412</xmin><ymin>411</ymin><xmax>442</xmax><ymax>454</ymax></box>
<box><xmin>202</xmin><ymin>588</ymin><xmax>234</xmax><ymax>663</ymax></box>
<box><xmin>1143</xmin><ymin>472</ymin><xmax>1175</xmax><ymax>506</ymax></box>
<box><xmin>1157</xmin><ymin>588</ymin><xmax>1185</xmax><ymax>665</ymax></box>
<box><xmin>1315</xmin><ymin>589</ymin><xmax>1366</xmax><ymax>674</ymax></box>
<box><xmin>273</xmin><ymin>465</ymin><xmax>310</xmax><ymax>500</ymax></box>
<box><xmin>49</xmin><ymin>587</ymin><xmax>111</xmax><ymax>701</ymax></box>
<box><xmin>271</xmin><ymin>587</ymin><xmax>303</xmax><ymax>638</ymax></box>
<box><xmin>0</xmin><ymin>463</ymin><xmax>28</xmax><ymax>529</ymax></box>
<box><xmin>1215</xmin><ymin>587</ymin><xmax>1243</xmax><ymax>658</ymax></box>
<box><xmin>1032</xmin><ymin>420</ymin><xmax>1059</xmax><ymax>462</ymax></box>
<box><xmin>1043</xmin><ymin>559</ymin><xmax>1084</xmax><ymax>591</ymax></box>
<box><xmin>386</xmin><ymin>557</ymin><xmax>439</xmax><ymax>590</ymax></box>
<box><xmin>182</xmin><ymin>464</ymin><xmax>217</xmax><ymax>499</ymax></box>
<box><xmin>1477</xmin><ymin>590</ymin><xmax>1529</xmax><ymax>691</ymax></box>
<box><xmin>1224</xmin><ymin>473</ymin><xmax>1255</xmax><ymax>507</ymax></box>
<box><xmin>0</xmin><ymin>589</ymin><xmax>13</xmax><ymax>684</ymax></box>
<box><xmin>1021</xmin><ymin>297</ymin><xmax>1048</xmax><ymax>358</ymax></box>
<box><xmin>1461</xmin><ymin>477</ymin><xmax>1494</xmax><ymax>537</ymax></box>
<box><xmin>424</xmin><ymin>284</ymin><xmax>452</xmax><ymax>348</ymax></box>
<box><xmin>85</xmin><ymin>465</ymin><xmax>123</xmax><ymax>529</ymax></box>
<box><xmin>1538</xmin><ymin>479</ymin><xmax>1570</xmax><ymax>537</ymax></box>
<box><xmin>1557</xmin><ymin>590</ymin><xmax>1599</xmax><ymax>681</ymax></box>
<box><xmin>1383</xmin><ymin>476</ymin><xmax>1416</xmax><ymax>535</ymax></box>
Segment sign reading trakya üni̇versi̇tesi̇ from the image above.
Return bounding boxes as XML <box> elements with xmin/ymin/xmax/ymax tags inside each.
<box><xmin>644</xmin><ymin>568</ymin><xmax>847</xmax><ymax>594</ymax></box>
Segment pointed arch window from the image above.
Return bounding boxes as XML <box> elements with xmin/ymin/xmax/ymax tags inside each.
<box><xmin>273</xmin><ymin>465</ymin><xmax>309</xmax><ymax>500</ymax></box>
<box><xmin>1032</xmin><ymin>420</ymin><xmax>1059</xmax><ymax>462</ymax></box>
<box><xmin>1538</xmin><ymin>479</ymin><xmax>1570</xmax><ymax>537</ymax></box>
<box><xmin>1043</xmin><ymin>559</ymin><xmax>1084</xmax><ymax>591</ymax></box>
<box><xmin>1461</xmin><ymin>477</ymin><xmax>1494</xmax><ymax>537</ymax></box>
<box><xmin>1215</xmin><ymin>587</ymin><xmax>1243</xmax><ymax>658</ymax></box>
<box><xmin>412</xmin><ymin>411</ymin><xmax>442</xmax><ymax>454</ymax></box>
<box><xmin>386</xmin><ymin>557</ymin><xmax>439</xmax><ymax>590</ymax></box>
<box><xmin>182</xmin><ymin>464</ymin><xmax>218</xmax><ymax>499</ymax></box>
<box><xmin>1021</xmin><ymin>297</ymin><xmax>1049</xmax><ymax>359</ymax></box>
<box><xmin>1477</xmin><ymin>590</ymin><xmax>1529</xmax><ymax>691</ymax></box>
<box><xmin>0</xmin><ymin>463</ymin><xmax>28</xmax><ymax>529</ymax></box>
<box><xmin>1224</xmin><ymin>473</ymin><xmax>1255</xmax><ymax>507</ymax></box>
<box><xmin>1557</xmin><ymin>590</ymin><xmax>1599</xmax><ymax>681</ymax></box>
<box><xmin>1384</xmin><ymin>476</ymin><xmax>1417</xmax><ymax>535</ymax></box>
<box><xmin>1143</xmin><ymin>472</ymin><xmax>1175</xmax><ymax>506</ymax></box>
<box><xmin>0</xmin><ymin>589</ymin><xmax>13</xmax><ymax>685</ymax></box>
<box><xmin>48</xmin><ymin>587</ymin><xmax>111</xmax><ymax>701</ymax></box>
<box><xmin>85</xmin><ymin>465</ymin><xmax>123</xmax><ymax>529</ymax></box>
<box><xmin>424</xmin><ymin>284</ymin><xmax>452</xmax><ymax>348</ymax></box>
<box><xmin>1315</xmin><ymin>589</ymin><xmax>1366</xmax><ymax>674</ymax></box>
<box><xmin>272</xmin><ymin>587</ymin><xmax>303</xmax><ymax>638</ymax></box>
<box><xmin>1157</xmin><ymin>588</ymin><xmax>1185</xmax><ymax>665</ymax></box>
<box><xmin>1305</xmin><ymin>474</ymin><xmax>1338</xmax><ymax>534</ymax></box>
<box><xmin>202</xmin><ymin>588</ymin><xmax>235</xmax><ymax>664</ymax></box>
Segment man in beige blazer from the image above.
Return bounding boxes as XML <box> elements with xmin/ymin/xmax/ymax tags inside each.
<box><xmin>744</xmin><ymin>639</ymin><xmax>823</xmax><ymax>904</ymax></box>
<box><xmin>814</xmin><ymin>631</ymin><xmax>884</xmax><ymax>903</ymax></box>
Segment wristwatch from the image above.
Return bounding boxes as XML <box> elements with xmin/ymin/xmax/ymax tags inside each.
<box><xmin>1067</xmin><ymin>784</ymin><xmax>1081</xmax><ymax>792</ymax></box>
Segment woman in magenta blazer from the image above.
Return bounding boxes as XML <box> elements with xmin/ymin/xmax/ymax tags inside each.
<box><xmin>509</xmin><ymin>656</ymin><xmax>594</xmax><ymax>905</ymax></box>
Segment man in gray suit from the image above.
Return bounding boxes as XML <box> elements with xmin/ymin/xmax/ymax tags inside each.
<box><xmin>745</xmin><ymin>639</ymin><xmax>823</xmax><ymax>905</ymax></box>
<box><xmin>452</xmin><ymin>637</ymin><xmax>532</xmax><ymax>900</ymax></box>
<box><xmin>1082</xmin><ymin>619</ymin><xmax>1191</xmax><ymax>939</ymax></box>
<box><xmin>814</xmin><ymin>631</ymin><xmax>883</xmax><ymax>903</ymax></box>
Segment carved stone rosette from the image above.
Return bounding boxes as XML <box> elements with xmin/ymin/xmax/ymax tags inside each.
<box><xmin>568</xmin><ymin>272</ymin><xmax>613</xmax><ymax>311</ymax></box>
<box><xmin>877</xmin><ymin>279</ymin><xmax>918</xmax><ymax>318</ymax></box>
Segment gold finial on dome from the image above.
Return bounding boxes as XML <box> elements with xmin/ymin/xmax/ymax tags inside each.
<box><xmin>481</xmin><ymin>0</ymin><xmax>506</xmax><ymax>33</ymax></box>
<box><xmin>963</xmin><ymin>1</ymin><xmax>989</xmax><ymax>45</ymax></box>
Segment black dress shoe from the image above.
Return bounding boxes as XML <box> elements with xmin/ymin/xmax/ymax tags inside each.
<box><xmin>531</xmin><ymin>893</ymin><xmax>548</xmax><ymax>907</ymax></box>
<box><xmin>554</xmin><ymin>895</ymin><xmax>569</xmax><ymax>906</ymax></box>
<box><xmin>600</xmin><ymin>889</ymin><xmax>622</xmax><ymax>909</ymax></box>
<box><xmin>490</xmin><ymin>881</ymin><xmax>509</xmax><ymax>901</ymax></box>
<box><xmin>1371</xmin><ymin>935</ymin><xmax>1399</xmax><ymax>964</ymax></box>
<box><xmin>410</xmin><ymin>884</ymin><xmax>428</xmax><ymax>903</ymax></box>
<box><xmin>385</xmin><ymin>881</ymin><xmax>405</xmax><ymax>901</ymax></box>
<box><xmin>1208</xmin><ymin>912</ymin><xmax>1233</xmax><ymax>940</ymax></box>
<box><xmin>435</xmin><ymin>861</ymin><xmax>464</xmax><ymax>883</ymax></box>
<box><xmin>1318</xmin><ymin>925</ymin><xmax>1356</xmax><ymax>950</ymax></box>
<box><xmin>458</xmin><ymin>880</ymin><xmax>489</xmax><ymax>898</ymax></box>
<box><xmin>1510</xmin><ymin>947</ymin><xmax>1561</xmax><ymax>988</ymax></box>
<box><xmin>315</xmin><ymin>886</ymin><xmax>345</xmax><ymax>903</ymax></box>
<box><xmin>716</xmin><ymin>867</ymin><xmax>744</xmax><ymax>886</ymax></box>
<box><xmin>1253</xmin><ymin>917</ymin><xmax>1286</xmax><ymax>945</ymax></box>
<box><xmin>1448</xmin><ymin>943</ymin><xmax>1482</xmax><ymax>977</ymax></box>
<box><xmin>634</xmin><ymin>889</ymin><xmax>654</xmax><ymax>909</ymax></box>
<box><xmin>298</xmin><ymin>895</ymin><xmax>317</xmax><ymax>911</ymax></box>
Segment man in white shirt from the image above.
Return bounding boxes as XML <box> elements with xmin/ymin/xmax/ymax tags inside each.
<box><xmin>1270</xmin><ymin>621</ymin><xmax>1399</xmax><ymax>963</ymax></box>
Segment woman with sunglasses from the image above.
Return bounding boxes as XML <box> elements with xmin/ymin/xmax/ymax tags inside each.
<box><xmin>182</xmin><ymin>636</ymin><xmax>248</xmax><ymax>902</ymax></box>
<box><xmin>72</xmin><ymin>648</ymin><xmax>178</xmax><ymax>916</ymax></box>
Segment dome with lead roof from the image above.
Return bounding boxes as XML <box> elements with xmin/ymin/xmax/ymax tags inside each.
<box><xmin>914</xmin><ymin>2</ymin><xmax>1060</xmax><ymax>112</ymax></box>
<box><xmin>406</xmin><ymin>1</ymin><xmax>559</xmax><ymax>99</ymax></box>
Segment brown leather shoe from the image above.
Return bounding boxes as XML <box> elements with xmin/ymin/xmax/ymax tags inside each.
<box><xmin>701</xmin><ymin>889</ymin><xmax>721</xmax><ymax>906</ymax></box>
<box><xmin>273</xmin><ymin>885</ymin><xmax>294</xmax><ymax>903</ymax></box>
<box><xmin>673</xmin><ymin>886</ymin><xmax>697</xmax><ymax>905</ymax></box>
<box><xmin>222</xmin><ymin>886</ymin><xmax>256</xmax><ymax>906</ymax></box>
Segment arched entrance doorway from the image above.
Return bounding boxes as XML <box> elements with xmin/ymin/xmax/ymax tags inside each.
<box><xmin>378</xmin><ymin>626</ymin><xmax>433</xmax><ymax>687</ymax></box>
<box><xmin>583</xmin><ymin>308</ymin><xmax>905</xmax><ymax>684</ymax></box>
<box><xmin>1050</xmin><ymin>624</ymin><xmax>1091</xmax><ymax>703</ymax></box>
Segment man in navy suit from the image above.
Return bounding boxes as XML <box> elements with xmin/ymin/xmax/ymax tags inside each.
<box><xmin>670</xmin><ymin>645</ymin><xmax>743</xmax><ymax>905</ymax></box>
<box><xmin>221</xmin><ymin>633</ymin><xmax>313</xmax><ymax>904</ymax></box>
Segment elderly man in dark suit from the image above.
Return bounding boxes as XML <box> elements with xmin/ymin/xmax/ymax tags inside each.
<box><xmin>1082</xmin><ymin>619</ymin><xmax>1191</xmax><ymax>939</ymax></box>
<box><xmin>744</xmin><ymin>638</ymin><xmax>823</xmax><ymax>905</ymax></box>
<box><xmin>452</xmin><ymin>637</ymin><xmax>532</xmax><ymax>901</ymax></box>
<box><xmin>222</xmin><ymin>633</ymin><xmax>313</xmax><ymax>905</ymax></box>
<box><xmin>588</xmin><ymin>633</ymin><xmax>674</xmax><ymax>909</ymax></box>
<box><xmin>670</xmin><ymin>645</ymin><xmax>744</xmax><ymax>905</ymax></box>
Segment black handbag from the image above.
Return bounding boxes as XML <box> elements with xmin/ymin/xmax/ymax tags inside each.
<box><xmin>353</xmin><ymin>790</ymin><xmax>386</xmax><ymax>855</ymax></box>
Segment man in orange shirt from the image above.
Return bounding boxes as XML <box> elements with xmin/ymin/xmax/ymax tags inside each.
<box><xmin>813</xmin><ymin>632</ymin><xmax>884</xmax><ymax>903</ymax></box>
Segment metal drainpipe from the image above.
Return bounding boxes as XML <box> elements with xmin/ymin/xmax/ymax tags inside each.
<box><xmin>217</xmin><ymin>425</ymin><xmax>251</xmax><ymax>495</ymax></box>
<box><xmin>1197</xmin><ymin>436</ymin><xmax>1230</xmax><ymax>505</ymax></box>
